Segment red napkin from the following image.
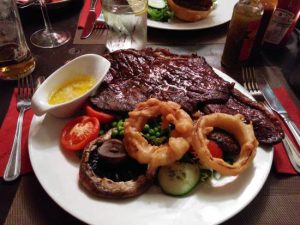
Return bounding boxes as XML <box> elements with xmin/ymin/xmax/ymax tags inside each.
<box><xmin>273</xmin><ymin>87</ymin><xmax>300</xmax><ymax>175</ymax></box>
<box><xmin>77</xmin><ymin>0</ymin><xmax>102</xmax><ymax>28</ymax></box>
<box><xmin>0</xmin><ymin>89</ymin><xmax>33</xmax><ymax>177</ymax></box>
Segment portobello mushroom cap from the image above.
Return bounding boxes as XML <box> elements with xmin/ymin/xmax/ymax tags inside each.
<box><xmin>79</xmin><ymin>130</ymin><xmax>155</xmax><ymax>199</ymax></box>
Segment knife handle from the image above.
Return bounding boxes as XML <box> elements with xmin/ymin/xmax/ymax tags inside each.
<box><xmin>281</xmin><ymin>114</ymin><xmax>300</xmax><ymax>148</ymax></box>
<box><xmin>282</xmin><ymin>135</ymin><xmax>300</xmax><ymax>173</ymax></box>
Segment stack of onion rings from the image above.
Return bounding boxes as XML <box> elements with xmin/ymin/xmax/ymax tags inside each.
<box><xmin>191</xmin><ymin>113</ymin><xmax>258</xmax><ymax>176</ymax></box>
<box><xmin>124</xmin><ymin>98</ymin><xmax>193</xmax><ymax>173</ymax></box>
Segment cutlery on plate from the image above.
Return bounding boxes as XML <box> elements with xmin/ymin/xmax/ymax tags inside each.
<box><xmin>81</xmin><ymin>0</ymin><xmax>100</xmax><ymax>39</ymax></box>
<box><xmin>3</xmin><ymin>75</ymin><xmax>34</xmax><ymax>181</ymax></box>
<box><xmin>242</xmin><ymin>67</ymin><xmax>300</xmax><ymax>173</ymax></box>
<box><xmin>256</xmin><ymin>69</ymin><xmax>300</xmax><ymax>148</ymax></box>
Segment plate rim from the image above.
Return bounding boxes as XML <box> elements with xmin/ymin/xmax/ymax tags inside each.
<box><xmin>28</xmin><ymin>68</ymin><xmax>273</xmax><ymax>225</ymax></box>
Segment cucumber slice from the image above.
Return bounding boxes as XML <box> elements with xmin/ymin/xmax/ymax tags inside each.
<box><xmin>148</xmin><ymin>0</ymin><xmax>166</xmax><ymax>9</ymax></box>
<box><xmin>158</xmin><ymin>162</ymin><xmax>200</xmax><ymax>196</ymax></box>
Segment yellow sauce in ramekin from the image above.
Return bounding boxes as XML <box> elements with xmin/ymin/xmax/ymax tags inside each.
<box><xmin>48</xmin><ymin>75</ymin><xmax>96</xmax><ymax>105</ymax></box>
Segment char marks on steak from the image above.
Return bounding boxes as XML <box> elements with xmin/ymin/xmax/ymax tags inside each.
<box><xmin>91</xmin><ymin>48</ymin><xmax>234</xmax><ymax>113</ymax></box>
<box><xmin>91</xmin><ymin>48</ymin><xmax>284</xmax><ymax>145</ymax></box>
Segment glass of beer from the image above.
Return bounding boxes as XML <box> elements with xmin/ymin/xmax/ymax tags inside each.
<box><xmin>0</xmin><ymin>0</ymin><xmax>35</xmax><ymax>80</ymax></box>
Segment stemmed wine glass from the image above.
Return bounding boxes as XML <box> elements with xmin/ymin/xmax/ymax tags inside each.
<box><xmin>30</xmin><ymin>0</ymin><xmax>70</xmax><ymax>48</ymax></box>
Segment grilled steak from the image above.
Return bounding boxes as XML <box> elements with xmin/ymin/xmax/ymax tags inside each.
<box><xmin>91</xmin><ymin>48</ymin><xmax>234</xmax><ymax>113</ymax></box>
<box><xmin>203</xmin><ymin>89</ymin><xmax>284</xmax><ymax>144</ymax></box>
<box><xmin>91</xmin><ymin>48</ymin><xmax>284</xmax><ymax>145</ymax></box>
<box><xmin>208</xmin><ymin>128</ymin><xmax>240</xmax><ymax>155</ymax></box>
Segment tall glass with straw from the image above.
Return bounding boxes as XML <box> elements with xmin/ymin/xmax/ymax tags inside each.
<box><xmin>30</xmin><ymin>0</ymin><xmax>70</xmax><ymax>48</ymax></box>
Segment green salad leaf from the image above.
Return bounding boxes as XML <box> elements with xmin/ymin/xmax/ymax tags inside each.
<box><xmin>147</xmin><ymin>1</ymin><xmax>173</xmax><ymax>22</ymax></box>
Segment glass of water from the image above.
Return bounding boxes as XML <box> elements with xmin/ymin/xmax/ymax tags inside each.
<box><xmin>102</xmin><ymin>0</ymin><xmax>147</xmax><ymax>52</ymax></box>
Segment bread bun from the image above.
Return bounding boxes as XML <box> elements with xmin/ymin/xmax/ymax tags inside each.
<box><xmin>167</xmin><ymin>0</ymin><xmax>212</xmax><ymax>22</ymax></box>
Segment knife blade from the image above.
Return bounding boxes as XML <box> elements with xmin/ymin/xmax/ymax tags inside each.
<box><xmin>81</xmin><ymin>0</ymin><xmax>99</xmax><ymax>39</ymax></box>
<box><xmin>257</xmin><ymin>75</ymin><xmax>300</xmax><ymax>147</ymax></box>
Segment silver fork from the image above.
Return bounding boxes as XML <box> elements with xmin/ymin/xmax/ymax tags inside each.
<box><xmin>88</xmin><ymin>12</ymin><xmax>107</xmax><ymax>38</ymax></box>
<box><xmin>242</xmin><ymin>67</ymin><xmax>300</xmax><ymax>173</ymax></box>
<box><xmin>3</xmin><ymin>75</ymin><xmax>34</xmax><ymax>181</ymax></box>
<box><xmin>90</xmin><ymin>21</ymin><xmax>107</xmax><ymax>38</ymax></box>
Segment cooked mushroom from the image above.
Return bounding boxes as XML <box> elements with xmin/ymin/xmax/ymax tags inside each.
<box><xmin>79</xmin><ymin>130</ymin><xmax>154</xmax><ymax>199</ymax></box>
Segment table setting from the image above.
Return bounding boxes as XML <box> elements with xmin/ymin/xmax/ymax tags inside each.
<box><xmin>1</xmin><ymin>0</ymin><xmax>300</xmax><ymax>224</ymax></box>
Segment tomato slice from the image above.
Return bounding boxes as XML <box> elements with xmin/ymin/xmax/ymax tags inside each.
<box><xmin>60</xmin><ymin>116</ymin><xmax>100</xmax><ymax>151</ymax></box>
<box><xmin>207</xmin><ymin>141</ymin><xmax>223</xmax><ymax>158</ymax></box>
<box><xmin>85</xmin><ymin>105</ymin><xmax>114</xmax><ymax>123</ymax></box>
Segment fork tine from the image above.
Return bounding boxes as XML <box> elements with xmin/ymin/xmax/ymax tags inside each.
<box><xmin>28</xmin><ymin>74</ymin><xmax>34</xmax><ymax>98</ymax></box>
<box><xmin>17</xmin><ymin>76</ymin><xmax>21</xmax><ymax>101</ymax></box>
<box><xmin>244</xmin><ymin>67</ymin><xmax>250</xmax><ymax>92</ymax></box>
<box><xmin>20</xmin><ymin>76</ymin><xmax>26</xmax><ymax>99</ymax></box>
<box><xmin>242</xmin><ymin>67</ymin><xmax>250</xmax><ymax>92</ymax></box>
<box><xmin>250</xmin><ymin>67</ymin><xmax>260</xmax><ymax>92</ymax></box>
<box><xmin>25</xmin><ymin>75</ymin><xmax>30</xmax><ymax>100</ymax></box>
<box><xmin>248</xmin><ymin>67</ymin><xmax>255</xmax><ymax>92</ymax></box>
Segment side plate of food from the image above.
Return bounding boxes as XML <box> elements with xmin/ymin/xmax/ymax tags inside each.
<box><xmin>147</xmin><ymin>0</ymin><xmax>239</xmax><ymax>30</ymax></box>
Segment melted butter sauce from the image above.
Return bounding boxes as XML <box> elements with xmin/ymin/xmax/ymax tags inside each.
<box><xmin>48</xmin><ymin>75</ymin><xmax>96</xmax><ymax>105</ymax></box>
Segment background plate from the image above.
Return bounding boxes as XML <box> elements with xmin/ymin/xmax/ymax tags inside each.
<box><xmin>148</xmin><ymin>0</ymin><xmax>238</xmax><ymax>30</ymax></box>
<box><xmin>29</xmin><ymin>68</ymin><xmax>273</xmax><ymax>225</ymax></box>
<box><xmin>17</xmin><ymin>0</ymin><xmax>73</xmax><ymax>9</ymax></box>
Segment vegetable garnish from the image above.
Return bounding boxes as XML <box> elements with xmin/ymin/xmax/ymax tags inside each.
<box><xmin>142</xmin><ymin>117</ymin><xmax>173</xmax><ymax>146</ymax></box>
<box><xmin>158</xmin><ymin>162</ymin><xmax>200</xmax><ymax>196</ymax></box>
<box><xmin>147</xmin><ymin>0</ymin><xmax>173</xmax><ymax>22</ymax></box>
<box><xmin>207</xmin><ymin>141</ymin><xmax>223</xmax><ymax>158</ymax></box>
<box><xmin>85</xmin><ymin>105</ymin><xmax>114</xmax><ymax>123</ymax></box>
<box><xmin>60</xmin><ymin>116</ymin><xmax>100</xmax><ymax>151</ymax></box>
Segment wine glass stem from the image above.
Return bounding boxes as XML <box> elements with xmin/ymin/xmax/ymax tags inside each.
<box><xmin>38</xmin><ymin>0</ymin><xmax>53</xmax><ymax>33</ymax></box>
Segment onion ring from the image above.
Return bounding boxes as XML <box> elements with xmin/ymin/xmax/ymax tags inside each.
<box><xmin>191</xmin><ymin>113</ymin><xmax>258</xmax><ymax>176</ymax></box>
<box><xmin>124</xmin><ymin>98</ymin><xmax>193</xmax><ymax>172</ymax></box>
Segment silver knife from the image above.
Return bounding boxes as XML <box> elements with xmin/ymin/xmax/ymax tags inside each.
<box><xmin>81</xmin><ymin>0</ymin><xmax>99</xmax><ymax>39</ymax></box>
<box><xmin>257</xmin><ymin>75</ymin><xmax>300</xmax><ymax>148</ymax></box>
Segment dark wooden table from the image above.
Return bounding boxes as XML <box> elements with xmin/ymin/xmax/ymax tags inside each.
<box><xmin>1</xmin><ymin>1</ymin><xmax>300</xmax><ymax>225</ymax></box>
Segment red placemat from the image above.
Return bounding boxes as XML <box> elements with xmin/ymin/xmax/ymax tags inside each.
<box><xmin>0</xmin><ymin>89</ymin><xmax>33</xmax><ymax>177</ymax></box>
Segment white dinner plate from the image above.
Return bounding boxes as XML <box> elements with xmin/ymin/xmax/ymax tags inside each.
<box><xmin>148</xmin><ymin>0</ymin><xmax>238</xmax><ymax>30</ymax></box>
<box><xmin>29</xmin><ymin>68</ymin><xmax>273</xmax><ymax>225</ymax></box>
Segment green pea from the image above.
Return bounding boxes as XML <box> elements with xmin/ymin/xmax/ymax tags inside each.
<box><xmin>149</xmin><ymin>136</ymin><xmax>156</xmax><ymax>141</ymax></box>
<box><xmin>112</xmin><ymin>121</ymin><xmax>117</xmax><ymax>127</ymax></box>
<box><xmin>117</xmin><ymin>120</ymin><xmax>124</xmax><ymax>127</ymax></box>
<box><xmin>155</xmin><ymin>131</ymin><xmax>161</xmax><ymax>137</ymax></box>
<box><xmin>149</xmin><ymin>129</ymin><xmax>155</xmax><ymax>135</ymax></box>
<box><xmin>99</xmin><ymin>130</ymin><xmax>105</xmax><ymax>135</ymax></box>
<box><xmin>112</xmin><ymin>129</ymin><xmax>119</xmax><ymax>137</ymax></box>
<box><xmin>143</xmin><ymin>124</ymin><xmax>150</xmax><ymax>132</ymax></box>
<box><xmin>119</xmin><ymin>130</ymin><xmax>124</xmax><ymax>137</ymax></box>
